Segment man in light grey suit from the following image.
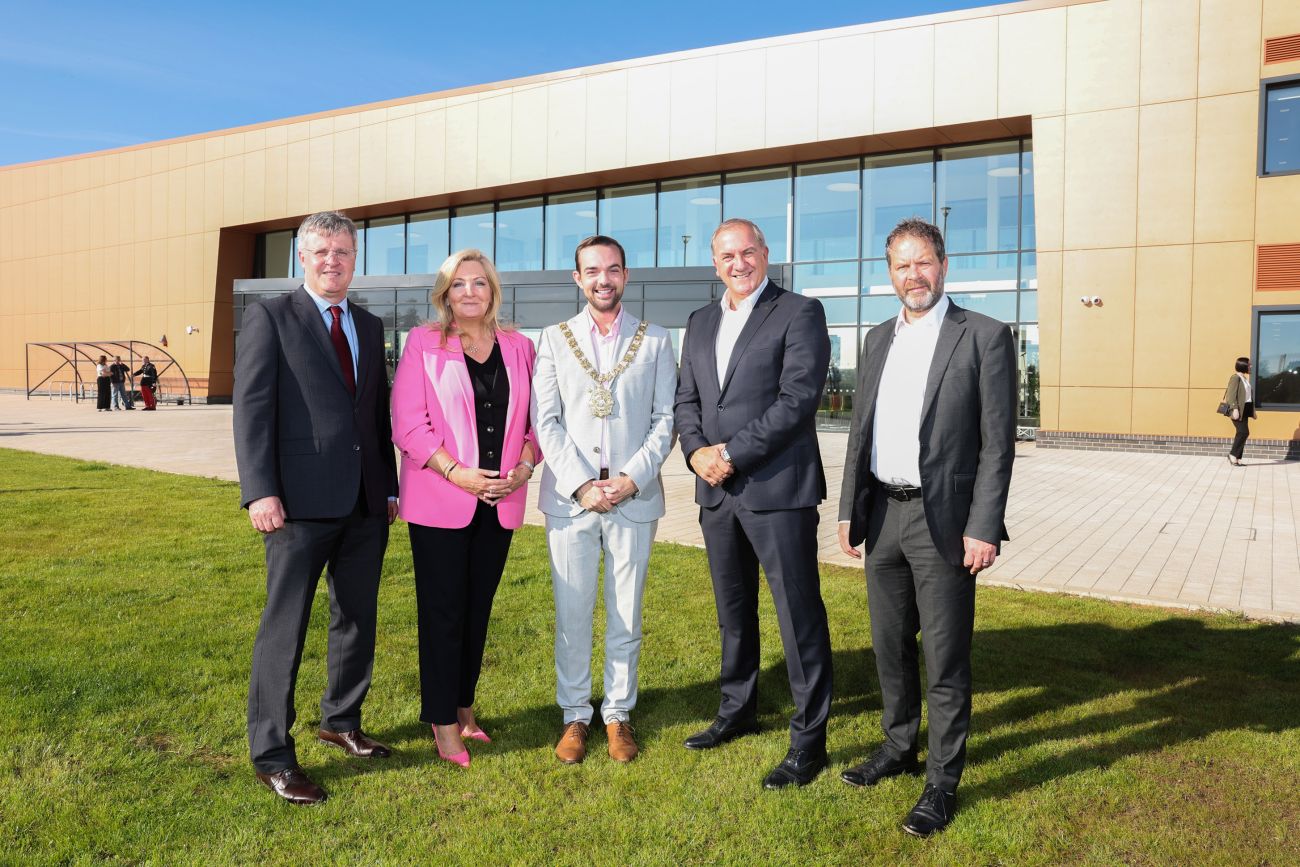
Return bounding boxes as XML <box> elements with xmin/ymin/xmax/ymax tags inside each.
<box><xmin>532</xmin><ymin>235</ymin><xmax>677</xmax><ymax>765</ymax></box>
<box><xmin>837</xmin><ymin>217</ymin><xmax>1016</xmax><ymax>837</ymax></box>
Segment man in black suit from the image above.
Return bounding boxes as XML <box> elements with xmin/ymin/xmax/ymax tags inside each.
<box><xmin>234</xmin><ymin>211</ymin><xmax>399</xmax><ymax>805</ymax></box>
<box><xmin>674</xmin><ymin>218</ymin><xmax>833</xmax><ymax>790</ymax></box>
<box><xmin>837</xmin><ymin>217</ymin><xmax>1016</xmax><ymax>836</ymax></box>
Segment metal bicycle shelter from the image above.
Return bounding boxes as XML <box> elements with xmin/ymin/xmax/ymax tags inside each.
<box><xmin>25</xmin><ymin>340</ymin><xmax>194</xmax><ymax>405</ymax></box>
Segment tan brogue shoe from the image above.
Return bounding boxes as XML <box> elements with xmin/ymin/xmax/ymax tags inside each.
<box><xmin>606</xmin><ymin>720</ymin><xmax>639</xmax><ymax>763</ymax></box>
<box><xmin>555</xmin><ymin>721</ymin><xmax>589</xmax><ymax>764</ymax></box>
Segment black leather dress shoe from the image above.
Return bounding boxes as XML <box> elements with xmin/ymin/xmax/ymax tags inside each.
<box><xmin>683</xmin><ymin>716</ymin><xmax>759</xmax><ymax>750</ymax></box>
<box><xmin>762</xmin><ymin>747</ymin><xmax>828</xmax><ymax>790</ymax></box>
<box><xmin>902</xmin><ymin>784</ymin><xmax>957</xmax><ymax>837</ymax></box>
<box><xmin>318</xmin><ymin>728</ymin><xmax>392</xmax><ymax>758</ymax></box>
<box><xmin>255</xmin><ymin>767</ymin><xmax>327</xmax><ymax>805</ymax></box>
<box><xmin>840</xmin><ymin>745</ymin><xmax>921</xmax><ymax>787</ymax></box>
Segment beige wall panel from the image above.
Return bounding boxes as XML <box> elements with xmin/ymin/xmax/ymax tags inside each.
<box><xmin>204</xmin><ymin>162</ymin><xmax>226</xmax><ymax>234</ymax></box>
<box><xmin>203</xmin><ymin>137</ymin><xmax>224</xmax><ymax>165</ymax></box>
<box><xmin>358</xmin><ymin>122</ymin><xmax>386</xmax><ymax>206</ymax></box>
<box><xmin>284</xmin><ymin>121</ymin><xmax>311</xmax><ymax>145</ymax></box>
<box><xmin>285</xmin><ymin>141</ymin><xmax>309</xmax><ymax>218</ymax></box>
<box><xmin>151</xmin><ymin>172</ymin><xmax>171</xmax><ymax>239</ymax></box>
<box><xmin>131</xmin><ymin>180</ymin><xmax>151</xmax><ymax>245</ymax></box>
<box><xmin>1058</xmin><ymin>386</ymin><xmax>1133</xmax><ymax>432</ymax></box>
<box><xmin>509</xmin><ymin>86</ymin><xmax>548</xmax><ymax>183</ymax></box>
<box><xmin>264</xmin><ymin>125</ymin><xmax>286</xmax><ymax>149</ymax></box>
<box><xmin>115</xmin><ymin>185</ymin><xmax>134</xmax><ymax>254</ymax></box>
<box><xmin>1198</xmin><ymin>0</ymin><xmax>1262</xmax><ymax>97</ymax></box>
<box><xmin>1264</xmin><ymin>0</ymin><xmax>1300</xmax><ymax>36</ymax></box>
<box><xmin>414</xmin><ymin>109</ymin><xmax>447</xmax><ymax>197</ymax></box>
<box><xmin>307</xmin><ymin>134</ymin><xmax>334</xmax><ymax>214</ymax></box>
<box><xmin>166</xmin><ymin>169</ymin><xmax>186</xmax><ymax>237</ymax></box>
<box><xmin>386</xmin><ymin>115</ymin><xmax>417</xmax><ymax>202</ymax></box>
<box><xmin>1038</xmin><ymin>250</ymin><xmax>1063</xmax><ymax>389</ymax></box>
<box><xmin>386</xmin><ymin>103</ymin><xmax>415</xmax><ymax>121</ymax></box>
<box><xmin>585</xmin><ymin>71</ymin><xmax>628</xmax><ymax>173</ymax></box>
<box><xmin>716</xmin><ymin>49</ymin><xmax>767</xmax><ymax>155</ymax></box>
<box><xmin>873</xmin><ymin>26</ymin><xmax>934</xmax><ymax>133</ymax></box>
<box><xmin>162</xmin><ymin>143</ymin><xmax>185</xmax><ymax>174</ymax></box>
<box><xmin>358</xmin><ymin>108</ymin><xmax>387</xmax><ymax>129</ymax></box>
<box><xmin>1065</xmin><ymin>0</ymin><xmax>1140</xmax><ymax>113</ymax></box>
<box><xmin>669</xmin><ymin>57</ymin><xmax>718</xmax><ymax>161</ymax></box>
<box><xmin>933</xmin><ymin>17</ymin><xmax>997</xmax><ymax>126</ymax></box>
<box><xmin>1194</xmin><ymin>93</ymin><xmax>1257</xmax><ymax>243</ymax></box>
<box><xmin>308</xmin><ymin>118</ymin><xmax>333</xmax><ymax>141</ymax></box>
<box><xmin>185</xmin><ymin>235</ymin><xmax>204</xmax><ymax>301</ymax></box>
<box><xmin>1253</xmin><ymin>174</ymin><xmax>1300</xmax><ymax>245</ymax></box>
<box><xmin>1062</xmin><ymin>108</ymin><xmax>1139</xmax><ymax>250</ymax></box>
<box><xmin>166</xmin><ymin>237</ymin><xmax>186</xmax><ymax>302</ymax></box>
<box><xmin>1132</xmin><ymin>245</ymin><xmax>1193</xmax><ymax>388</ymax></box>
<box><xmin>1137</xmin><ymin>100</ymin><xmax>1196</xmax><ymax>246</ymax></box>
<box><xmin>1139</xmin><ymin>0</ymin><xmax>1199</xmax><ymax>103</ymax></box>
<box><xmin>221</xmin><ymin>157</ymin><xmax>244</xmax><ymax>229</ymax></box>
<box><xmin>243</xmin><ymin>128</ymin><xmax>265</xmax><ymax>153</ymax></box>
<box><xmin>475</xmin><ymin>95</ymin><xmax>513</xmax><ymax>189</ymax></box>
<box><xmin>87</xmin><ymin>187</ymin><xmax>106</xmax><ymax>251</ymax></box>
<box><xmin>1251</xmin><ymin>412</ymin><xmax>1300</xmax><ymax>441</ymax></box>
<box><xmin>334</xmin><ymin>113</ymin><xmax>359</xmax><ymax>132</ymax></box>
<box><xmin>181</xmin><ymin>166</ymin><xmax>204</xmax><ymax>236</ymax></box>
<box><xmin>331</xmin><ymin>128</ymin><xmax>360</xmax><ymax>211</ymax></box>
<box><xmin>626</xmin><ymin>65</ymin><xmax>671</xmax><ymax>167</ymax></box>
<box><xmin>73</xmin><ymin>191</ymin><xmax>92</xmax><ymax>254</ymax></box>
<box><xmin>1060</xmin><ymin>247</ymin><xmax>1136</xmax><ymax>387</ymax></box>
<box><xmin>1029</xmin><ymin>115</ymin><xmax>1064</xmax><ymax>252</ymax></box>
<box><xmin>263</xmin><ymin>145</ymin><xmax>288</xmax><ymax>223</ymax></box>
<box><xmin>185</xmin><ymin>140</ymin><xmax>204</xmax><ymax>169</ymax></box>
<box><xmin>242</xmin><ymin>150</ymin><xmax>266</xmax><ymax>224</ymax></box>
<box><xmin>1185</xmin><ymin>387</ymin><xmax>1235</xmax><ymax>435</ymax></box>
<box><xmin>444</xmin><ymin>102</ymin><xmax>479</xmax><ymax>193</ymax></box>
<box><xmin>1188</xmin><ymin>241</ymin><xmax>1253</xmax><ymax>387</ymax></box>
<box><xmin>547</xmin><ymin>79</ymin><xmax>587</xmax><ymax>179</ymax></box>
<box><xmin>765</xmin><ymin>42</ymin><xmax>817</xmax><ymax>147</ymax></box>
<box><xmin>73</xmin><ymin>159</ymin><xmax>91</xmax><ymax>192</ymax></box>
<box><xmin>71</xmin><ymin>254</ymin><xmax>89</xmax><ymax>314</ymax></box>
<box><xmin>1131</xmin><ymin>388</ymin><xmax>1190</xmax><ymax>434</ymax></box>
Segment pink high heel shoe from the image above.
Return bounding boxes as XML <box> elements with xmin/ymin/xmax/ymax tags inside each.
<box><xmin>461</xmin><ymin>727</ymin><xmax>491</xmax><ymax>744</ymax></box>
<box><xmin>433</xmin><ymin>726</ymin><xmax>470</xmax><ymax>768</ymax></box>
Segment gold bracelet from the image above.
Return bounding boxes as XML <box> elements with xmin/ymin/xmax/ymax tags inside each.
<box><xmin>443</xmin><ymin>460</ymin><xmax>458</xmax><ymax>480</ymax></box>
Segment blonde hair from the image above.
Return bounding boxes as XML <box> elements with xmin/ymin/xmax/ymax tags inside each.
<box><xmin>428</xmin><ymin>249</ymin><xmax>510</xmax><ymax>346</ymax></box>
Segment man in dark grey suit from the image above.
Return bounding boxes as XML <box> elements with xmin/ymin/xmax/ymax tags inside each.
<box><xmin>234</xmin><ymin>211</ymin><xmax>399</xmax><ymax>805</ymax></box>
<box><xmin>675</xmin><ymin>218</ymin><xmax>833</xmax><ymax>790</ymax></box>
<box><xmin>837</xmin><ymin>217</ymin><xmax>1016</xmax><ymax>836</ymax></box>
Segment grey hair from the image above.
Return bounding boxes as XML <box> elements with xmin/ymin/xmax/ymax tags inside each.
<box><xmin>711</xmin><ymin>218</ymin><xmax>767</xmax><ymax>253</ymax></box>
<box><xmin>297</xmin><ymin>211</ymin><xmax>358</xmax><ymax>246</ymax></box>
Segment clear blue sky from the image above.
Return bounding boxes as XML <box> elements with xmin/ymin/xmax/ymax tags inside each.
<box><xmin>1</xmin><ymin>0</ymin><xmax>987</xmax><ymax>167</ymax></box>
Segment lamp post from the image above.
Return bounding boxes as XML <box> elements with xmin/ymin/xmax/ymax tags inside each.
<box><xmin>940</xmin><ymin>206</ymin><xmax>951</xmax><ymax>239</ymax></box>
<box><xmin>681</xmin><ymin>234</ymin><xmax>691</xmax><ymax>266</ymax></box>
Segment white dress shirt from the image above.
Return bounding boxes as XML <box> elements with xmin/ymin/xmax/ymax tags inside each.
<box><xmin>715</xmin><ymin>278</ymin><xmax>768</xmax><ymax>386</ymax></box>
<box><xmin>870</xmin><ymin>294</ymin><xmax>951</xmax><ymax>487</ymax></box>
<box><xmin>583</xmin><ymin>304</ymin><xmax>624</xmax><ymax>471</ymax></box>
<box><xmin>1238</xmin><ymin>372</ymin><xmax>1252</xmax><ymax>403</ymax></box>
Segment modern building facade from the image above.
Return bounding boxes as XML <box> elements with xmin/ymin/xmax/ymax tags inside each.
<box><xmin>4</xmin><ymin>0</ymin><xmax>1300</xmax><ymax>453</ymax></box>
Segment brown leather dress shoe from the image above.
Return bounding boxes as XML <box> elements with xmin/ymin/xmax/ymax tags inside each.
<box><xmin>606</xmin><ymin>720</ymin><xmax>639</xmax><ymax>763</ymax></box>
<box><xmin>317</xmin><ymin>728</ymin><xmax>392</xmax><ymax>758</ymax></box>
<box><xmin>555</xmin><ymin>721</ymin><xmax>589</xmax><ymax>764</ymax></box>
<box><xmin>255</xmin><ymin>767</ymin><xmax>327</xmax><ymax>805</ymax></box>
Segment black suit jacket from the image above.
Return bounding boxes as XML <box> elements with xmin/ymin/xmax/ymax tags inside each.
<box><xmin>233</xmin><ymin>286</ymin><xmax>397</xmax><ymax>520</ymax></box>
<box><xmin>838</xmin><ymin>301</ymin><xmax>1016</xmax><ymax>566</ymax></box>
<box><xmin>675</xmin><ymin>282</ymin><xmax>831</xmax><ymax>511</ymax></box>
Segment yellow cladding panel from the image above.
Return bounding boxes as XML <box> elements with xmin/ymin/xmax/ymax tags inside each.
<box><xmin>414</xmin><ymin>108</ymin><xmax>447</xmax><ymax>196</ymax></box>
<box><xmin>152</xmin><ymin>172</ymin><xmax>171</xmax><ymax>240</ymax></box>
<box><xmin>166</xmin><ymin>169</ymin><xmax>186</xmax><ymax>237</ymax></box>
<box><xmin>933</xmin><ymin>17</ymin><xmax>997</xmax><ymax>126</ymax></box>
<box><xmin>386</xmin><ymin>114</ymin><xmax>417</xmax><ymax>202</ymax></box>
<box><xmin>475</xmin><ymin>95</ymin><xmax>512</xmax><ymax>189</ymax></box>
<box><xmin>1199</xmin><ymin>0</ymin><xmax>1262</xmax><ymax>97</ymax></box>
<box><xmin>1037</xmin><ymin>250</ymin><xmax>1063</xmax><ymax>387</ymax></box>
<box><xmin>1063</xmin><ymin>108</ymin><xmax>1138</xmax><ymax>250</ymax></box>
<box><xmin>669</xmin><ymin>57</ymin><xmax>718</xmax><ymax>161</ymax></box>
<box><xmin>1264</xmin><ymin>0</ymin><xmax>1300</xmax><ymax>36</ymax></box>
<box><xmin>222</xmin><ymin>156</ymin><xmax>244</xmax><ymax>228</ymax></box>
<box><xmin>444</xmin><ymin>102</ymin><xmax>478</xmax><ymax>192</ymax></box>
<box><xmin>766</xmin><ymin>42</ymin><xmax>818</xmax><ymax>147</ymax></box>
<box><xmin>626</xmin><ymin>64</ymin><xmax>671</xmax><ymax>167</ymax></box>
<box><xmin>1058</xmin><ymin>386</ymin><xmax>1133</xmax><ymax>433</ymax></box>
<box><xmin>358</xmin><ymin>123</ymin><xmax>385</xmax><ymax>205</ymax></box>
<box><xmin>1066</xmin><ymin>0</ymin><xmax>1140</xmax><ymax>113</ymax></box>
<box><xmin>716</xmin><ymin>49</ymin><xmax>766</xmax><ymax>155</ymax></box>
<box><xmin>1251</xmin><ymin>412</ymin><xmax>1300</xmax><ymax>441</ymax></box>
<box><xmin>1189</xmin><ymin>241</ymin><xmax>1253</xmax><ymax>388</ymax></box>
<box><xmin>1137</xmin><ymin>100</ymin><xmax>1196</xmax><ymax>246</ymax></box>
<box><xmin>1254</xmin><ymin>174</ymin><xmax>1300</xmax><ymax>245</ymax></box>
<box><xmin>1059</xmin><ymin>247</ymin><xmax>1136</xmax><ymax>388</ymax></box>
<box><xmin>332</xmin><ymin>127</ymin><xmax>360</xmax><ymax>210</ymax></box>
<box><xmin>263</xmin><ymin>145</ymin><xmax>288</xmax><ymax>225</ymax></box>
<box><xmin>510</xmin><ymin>85</ymin><xmax>548</xmax><ymax>182</ymax></box>
<box><xmin>1131</xmin><ymin>388</ymin><xmax>1190</xmax><ymax>434</ymax></box>
<box><xmin>546</xmin><ymin>78</ymin><xmax>587</xmax><ymax>179</ymax></box>
<box><xmin>874</xmin><ymin>26</ymin><xmax>933</xmax><ymax>133</ymax></box>
<box><xmin>817</xmin><ymin>33</ymin><xmax>873</xmax><ymax>141</ymax></box>
<box><xmin>1040</xmin><ymin>385</ymin><xmax>1060</xmax><ymax>432</ymax></box>
<box><xmin>242</xmin><ymin>150</ymin><xmax>266</xmax><ymax>224</ymax></box>
<box><xmin>585</xmin><ymin>71</ymin><xmax>628</xmax><ymax>173</ymax></box>
<box><xmin>285</xmin><ymin>141</ymin><xmax>308</xmax><ymax>217</ymax></box>
<box><xmin>1185</xmin><ymin>387</ymin><xmax>1236</xmax><ymax>435</ymax></box>
<box><xmin>1194</xmin><ymin>93</ymin><xmax>1257</xmax><ymax>243</ymax></box>
<box><xmin>1140</xmin><ymin>0</ymin><xmax>1198</xmax><ymax>103</ymax></box>
<box><xmin>1133</xmin><ymin>245</ymin><xmax>1193</xmax><ymax>388</ymax></box>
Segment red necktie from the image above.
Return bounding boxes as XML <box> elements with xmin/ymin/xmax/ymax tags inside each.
<box><xmin>328</xmin><ymin>305</ymin><xmax>357</xmax><ymax>397</ymax></box>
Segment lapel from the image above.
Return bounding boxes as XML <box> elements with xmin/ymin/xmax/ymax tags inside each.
<box><xmin>720</xmin><ymin>282</ymin><xmax>781</xmax><ymax>398</ymax></box>
<box><xmin>499</xmin><ymin>331</ymin><xmax>518</xmax><ymax>440</ymax></box>
<box><xmin>290</xmin><ymin>287</ymin><xmax>350</xmax><ymax>396</ymax></box>
<box><xmin>696</xmin><ymin>303</ymin><xmax>723</xmax><ymax>397</ymax></box>
<box><xmin>443</xmin><ymin>330</ymin><xmax>476</xmax><ymax>427</ymax></box>
<box><xmin>352</xmin><ymin>304</ymin><xmax>371</xmax><ymax>400</ymax></box>
<box><xmin>613</xmin><ymin>307</ymin><xmax>640</xmax><ymax>366</ymax></box>
<box><xmin>919</xmin><ymin>301</ymin><xmax>968</xmax><ymax>426</ymax></box>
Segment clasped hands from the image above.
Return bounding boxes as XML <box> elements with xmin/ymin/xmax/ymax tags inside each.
<box><xmin>689</xmin><ymin>443</ymin><xmax>734</xmax><ymax>487</ymax></box>
<box><xmin>448</xmin><ymin>463</ymin><xmax>532</xmax><ymax>505</ymax></box>
<box><xmin>575</xmin><ymin>475</ymin><xmax>639</xmax><ymax>513</ymax></box>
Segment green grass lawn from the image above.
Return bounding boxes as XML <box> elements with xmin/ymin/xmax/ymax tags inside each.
<box><xmin>1</xmin><ymin>447</ymin><xmax>1298</xmax><ymax>865</ymax></box>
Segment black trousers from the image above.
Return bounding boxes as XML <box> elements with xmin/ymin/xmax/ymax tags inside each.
<box><xmin>247</xmin><ymin>500</ymin><xmax>389</xmax><ymax>773</ymax></box>
<box><xmin>96</xmin><ymin>377</ymin><xmax>111</xmax><ymax>410</ymax></box>
<box><xmin>1230</xmin><ymin>403</ymin><xmax>1253</xmax><ymax>459</ymax></box>
<box><xmin>699</xmin><ymin>496</ymin><xmax>832</xmax><ymax>751</ymax></box>
<box><xmin>864</xmin><ymin>488</ymin><xmax>976</xmax><ymax>791</ymax></box>
<box><xmin>408</xmin><ymin>501</ymin><xmax>513</xmax><ymax>726</ymax></box>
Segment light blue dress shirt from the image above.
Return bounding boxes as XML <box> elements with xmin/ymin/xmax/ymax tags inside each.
<box><xmin>301</xmin><ymin>285</ymin><xmax>359</xmax><ymax>380</ymax></box>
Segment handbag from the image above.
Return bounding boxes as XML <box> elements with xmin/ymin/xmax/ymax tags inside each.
<box><xmin>1216</xmin><ymin>385</ymin><xmax>1232</xmax><ymax>417</ymax></box>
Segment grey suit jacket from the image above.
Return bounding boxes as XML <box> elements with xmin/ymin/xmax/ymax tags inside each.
<box><xmin>838</xmin><ymin>300</ymin><xmax>1017</xmax><ymax>566</ymax></box>
<box><xmin>531</xmin><ymin>310</ymin><xmax>678</xmax><ymax>523</ymax></box>
<box><xmin>674</xmin><ymin>282</ymin><xmax>831</xmax><ymax>511</ymax></box>
<box><xmin>233</xmin><ymin>286</ymin><xmax>398</xmax><ymax>519</ymax></box>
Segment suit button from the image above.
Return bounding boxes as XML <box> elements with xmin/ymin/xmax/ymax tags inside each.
<box><xmin>594</xmin><ymin>446</ymin><xmax>601</xmax><ymax>454</ymax></box>
<box><xmin>717</xmin><ymin>404</ymin><xmax>724</xmax><ymax>411</ymax></box>
<box><xmin>353</xmin><ymin>445</ymin><xmax>361</xmax><ymax>451</ymax></box>
<box><xmin>486</xmin><ymin>425</ymin><xmax>495</xmax><ymax>433</ymax></box>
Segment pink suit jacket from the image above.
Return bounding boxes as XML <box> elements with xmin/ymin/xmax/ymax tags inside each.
<box><xmin>391</xmin><ymin>325</ymin><xmax>539</xmax><ymax>529</ymax></box>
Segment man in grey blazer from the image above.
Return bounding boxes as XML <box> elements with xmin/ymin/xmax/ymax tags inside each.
<box><xmin>674</xmin><ymin>218</ymin><xmax>833</xmax><ymax>790</ymax></box>
<box><xmin>532</xmin><ymin>235</ymin><xmax>677</xmax><ymax>765</ymax></box>
<box><xmin>234</xmin><ymin>211</ymin><xmax>399</xmax><ymax>805</ymax></box>
<box><xmin>837</xmin><ymin>217</ymin><xmax>1016</xmax><ymax>836</ymax></box>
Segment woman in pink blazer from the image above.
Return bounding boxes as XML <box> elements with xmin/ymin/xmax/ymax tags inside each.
<box><xmin>391</xmin><ymin>249</ymin><xmax>539</xmax><ymax>768</ymax></box>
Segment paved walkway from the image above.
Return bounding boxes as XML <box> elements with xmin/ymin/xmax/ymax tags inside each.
<box><xmin>3</xmin><ymin>393</ymin><xmax>1296</xmax><ymax>622</ymax></box>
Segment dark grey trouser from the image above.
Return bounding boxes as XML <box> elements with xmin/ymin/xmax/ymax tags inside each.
<box><xmin>247</xmin><ymin>507</ymin><xmax>388</xmax><ymax>773</ymax></box>
<box><xmin>864</xmin><ymin>488</ymin><xmax>976</xmax><ymax>791</ymax></box>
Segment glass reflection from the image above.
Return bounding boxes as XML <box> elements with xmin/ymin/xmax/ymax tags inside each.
<box><xmin>861</xmin><ymin>294</ymin><xmax>900</xmax><ymax>324</ymax></box>
<box><xmin>1256</xmin><ymin>311</ymin><xmax>1300</xmax><ymax>405</ymax></box>
<box><xmin>659</xmin><ymin>176</ymin><xmax>720</xmax><ymax>266</ymax></box>
<box><xmin>496</xmin><ymin>198</ymin><xmax>544</xmax><ymax>271</ymax></box>
<box><xmin>862</xmin><ymin>151</ymin><xmax>932</xmax><ymax>258</ymax></box>
<box><xmin>546</xmin><ymin>192</ymin><xmax>597</xmax><ymax>270</ymax></box>
<box><xmin>1017</xmin><ymin>324</ymin><xmax>1040</xmax><ymax>423</ymax></box>
<box><xmin>724</xmin><ymin>168</ymin><xmax>790</xmax><ymax>263</ymax></box>
<box><xmin>944</xmin><ymin>253</ymin><xmax>1018</xmax><ymax>294</ymax></box>
<box><xmin>795</xmin><ymin>160</ymin><xmax>859</xmax><ymax>262</ymax></box>
<box><xmin>262</xmin><ymin>231</ymin><xmax>293</xmax><ymax>279</ymax></box>
<box><xmin>794</xmin><ymin>261</ymin><xmax>858</xmax><ymax>296</ymax></box>
<box><xmin>1021</xmin><ymin>143</ymin><xmax>1035</xmax><ymax>250</ymax></box>
<box><xmin>600</xmin><ymin>184</ymin><xmax>656</xmax><ymax>267</ymax></box>
<box><xmin>947</xmin><ymin>292</ymin><xmax>1017</xmax><ymax>322</ymax></box>
<box><xmin>450</xmin><ymin>204</ymin><xmax>494</xmax><ymax>256</ymax></box>
<box><xmin>407</xmin><ymin>210</ymin><xmax>449</xmax><ymax>274</ymax></box>
<box><xmin>938</xmin><ymin>141</ymin><xmax>1019</xmax><ymax>254</ymax></box>
<box><xmin>1264</xmin><ymin>81</ymin><xmax>1300</xmax><ymax>175</ymax></box>
<box><xmin>821</xmin><ymin>327</ymin><xmax>859</xmax><ymax>427</ymax></box>
<box><xmin>367</xmin><ymin>216</ymin><xmax>405</xmax><ymax>276</ymax></box>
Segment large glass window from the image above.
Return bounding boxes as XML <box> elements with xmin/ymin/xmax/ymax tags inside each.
<box><xmin>938</xmin><ymin>141</ymin><xmax>1020</xmax><ymax>254</ymax></box>
<box><xmin>407</xmin><ymin>210</ymin><xmax>449</xmax><ymax>274</ymax></box>
<box><xmin>261</xmin><ymin>230</ymin><xmax>293</xmax><ymax>278</ymax></box>
<box><xmin>862</xmin><ymin>151</ymin><xmax>932</xmax><ymax>259</ymax></box>
<box><xmin>1255</xmin><ymin>308</ymin><xmax>1300</xmax><ymax>406</ymax></box>
<box><xmin>795</xmin><ymin>160</ymin><xmax>859</xmax><ymax>262</ymax></box>
<box><xmin>1017</xmin><ymin>324</ymin><xmax>1040</xmax><ymax>424</ymax></box>
<box><xmin>659</xmin><ymin>176</ymin><xmax>720</xmax><ymax>266</ymax></box>
<box><xmin>599</xmin><ymin>184</ymin><xmax>656</xmax><ymax>268</ymax></box>
<box><xmin>1021</xmin><ymin>143</ymin><xmax>1035</xmax><ymax>250</ymax></box>
<box><xmin>366</xmin><ymin>216</ymin><xmax>405</xmax><ymax>276</ymax></box>
<box><xmin>545</xmin><ymin>192</ymin><xmax>597</xmax><ymax>270</ymax></box>
<box><xmin>945</xmin><ymin>253</ymin><xmax>1018</xmax><ymax>294</ymax></box>
<box><xmin>450</xmin><ymin>204</ymin><xmax>494</xmax><ymax>256</ymax></box>
<box><xmin>724</xmin><ymin>168</ymin><xmax>791</xmax><ymax>263</ymax></box>
<box><xmin>496</xmin><ymin>198</ymin><xmax>544</xmax><ymax>271</ymax></box>
<box><xmin>1262</xmin><ymin>78</ymin><xmax>1300</xmax><ymax>176</ymax></box>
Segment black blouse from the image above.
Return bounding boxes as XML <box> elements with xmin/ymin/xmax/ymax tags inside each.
<box><xmin>464</xmin><ymin>342</ymin><xmax>510</xmax><ymax>473</ymax></box>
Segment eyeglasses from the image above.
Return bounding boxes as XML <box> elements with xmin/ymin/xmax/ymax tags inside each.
<box><xmin>302</xmin><ymin>247</ymin><xmax>357</xmax><ymax>261</ymax></box>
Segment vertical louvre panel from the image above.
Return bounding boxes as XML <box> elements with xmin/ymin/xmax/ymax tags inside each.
<box><xmin>1258</xmin><ymin>243</ymin><xmax>1300</xmax><ymax>291</ymax></box>
<box><xmin>1264</xmin><ymin>35</ymin><xmax>1300</xmax><ymax>64</ymax></box>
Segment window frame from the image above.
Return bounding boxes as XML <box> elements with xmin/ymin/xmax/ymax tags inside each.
<box><xmin>1251</xmin><ymin>304</ymin><xmax>1300</xmax><ymax>411</ymax></box>
<box><xmin>1258</xmin><ymin>74</ymin><xmax>1300</xmax><ymax>178</ymax></box>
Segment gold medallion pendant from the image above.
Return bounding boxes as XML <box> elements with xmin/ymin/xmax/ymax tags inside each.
<box><xmin>558</xmin><ymin>319</ymin><xmax>649</xmax><ymax>419</ymax></box>
<box><xmin>589</xmin><ymin>384</ymin><xmax>615</xmax><ymax>418</ymax></box>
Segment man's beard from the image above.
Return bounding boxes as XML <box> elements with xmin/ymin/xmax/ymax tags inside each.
<box><xmin>900</xmin><ymin>278</ymin><xmax>943</xmax><ymax>314</ymax></box>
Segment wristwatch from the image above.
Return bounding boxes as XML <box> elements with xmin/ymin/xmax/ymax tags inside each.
<box><xmin>720</xmin><ymin>446</ymin><xmax>733</xmax><ymax>465</ymax></box>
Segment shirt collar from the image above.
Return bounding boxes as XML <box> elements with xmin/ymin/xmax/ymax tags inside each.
<box><xmin>720</xmin><ymin>277</ymin><xmax>768</xmax><ymax>314</ymax></box>
<box><xmin>582</xmin><ymin>304</ymin><xmax>624</xmax><ymax>338</ymax></box>
<box><xmin>303</xmin><ymin>284</ymin><xmax>349</xmax><ymax>315</ymax></box>
<box><xmin>892</xmin><ymin>293</ymin><xmax>949</xmax><ymax>336</ymax></box>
